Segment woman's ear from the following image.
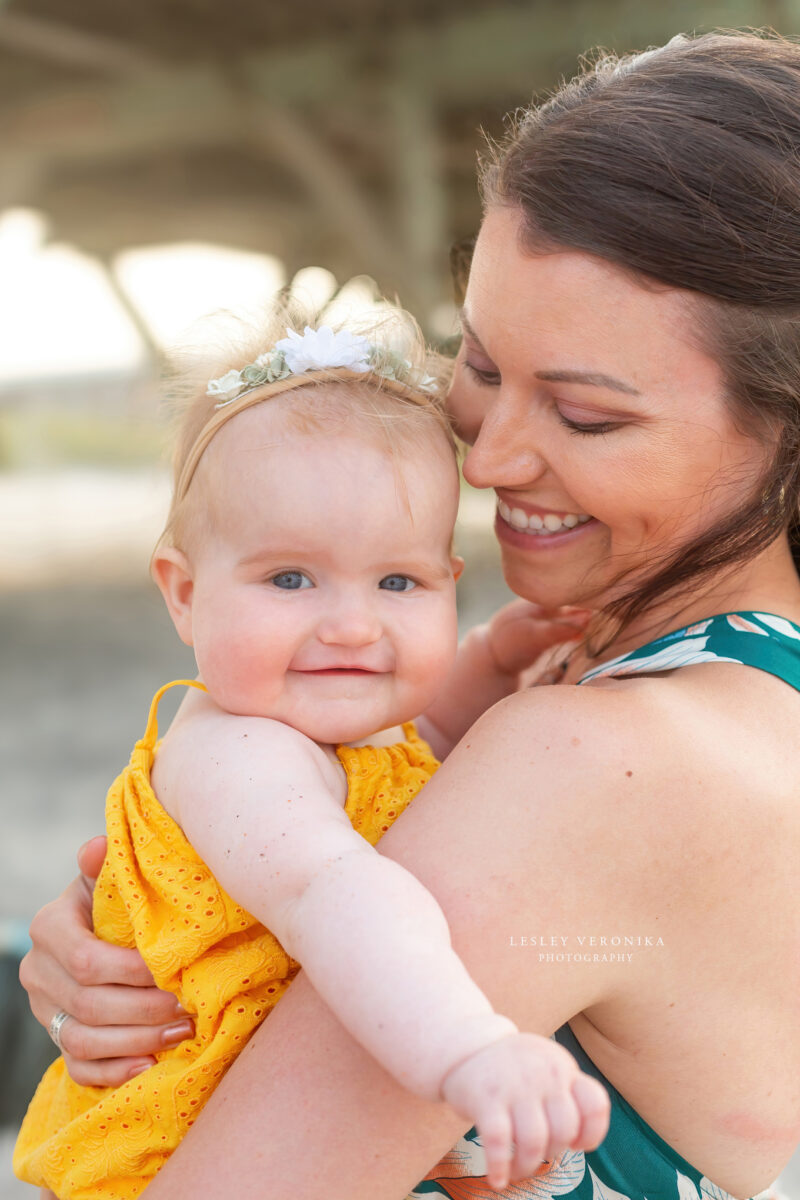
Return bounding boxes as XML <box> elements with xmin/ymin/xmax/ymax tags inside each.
<box><xmin>151</xmin><ymin>546</ymin><xmax>195</xmax><ymax>646</ymax></box>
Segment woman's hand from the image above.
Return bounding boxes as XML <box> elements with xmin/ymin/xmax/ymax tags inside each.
<box><xmin>19</xmin><ymin>836</ymin><xmax>194</xmax><ymax>1087</ymax></box>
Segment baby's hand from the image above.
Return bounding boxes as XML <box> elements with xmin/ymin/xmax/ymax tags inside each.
<box><xmin>485</xmin><ymin>601</ymin><xmax>591</xmax><ymax>679</ymax></box>
<box><xmin>440</xmin><ymin>1032</ymin><xmax>610</xmax><ymax>1192</ymax></box>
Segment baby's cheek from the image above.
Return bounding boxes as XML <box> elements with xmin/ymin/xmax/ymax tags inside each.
<box><xmin>412</xmin><ymin>641</ymin><xmax>458</xmax><ymax>710</ymax></box>
<box><xmin>199</xmin><ymin>637</ymin><xmax>260</xmax><ymax>712</ymax></box>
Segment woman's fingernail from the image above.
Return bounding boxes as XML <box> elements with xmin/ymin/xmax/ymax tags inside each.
<box><xmin>127</xmin><ymin>1061</ymin><xmax>154</xmax><ymax>1080</ymax></box>
<box><xmin>161</xmin><ymin>1020</ymin><xmax>194</xmax><ymax>1045</ymax></box>
<box><xmin>172</xmin><ymin>1000</ymin><xmax>189</xmax><ymax>1016</ymax></box>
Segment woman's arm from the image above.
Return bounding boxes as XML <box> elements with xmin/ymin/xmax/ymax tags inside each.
<box><xmin>142</xmin><ymin>683</ymin><xmax>669</xmax><ymax>1199</ymax></box>
<box><xmin>145</xmin><ymin>967</ymin><xmax>473</xmax><ymax>1199</ymax></box>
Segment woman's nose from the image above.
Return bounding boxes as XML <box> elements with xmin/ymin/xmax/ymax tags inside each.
<box><xmin>461</xmin><ymin>391</ymin><xmax>548</xmax><ymax>491</ymax></box>
<box><xmin>317</xmin><ymin>595</ymin><xmax>382</xmax><ymax>646</ymax></box>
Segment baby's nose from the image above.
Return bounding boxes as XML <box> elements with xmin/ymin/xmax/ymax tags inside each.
<box><xmin>317</xmin><ymin>598</ymin><xmax>382</xmax><ymax>646</ymax></box>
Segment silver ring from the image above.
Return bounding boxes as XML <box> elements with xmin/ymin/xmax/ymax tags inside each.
<box><xmin>48</xmin><ymin>1009</ymin><xmax>71</xmax><ymax>1052</ymax></box>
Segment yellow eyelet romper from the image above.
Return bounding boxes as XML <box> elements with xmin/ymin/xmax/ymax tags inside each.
<box><xmin>14</xmin><ymin>680</ymin><xmax>439</xmax><ymax>1200</ymax></box>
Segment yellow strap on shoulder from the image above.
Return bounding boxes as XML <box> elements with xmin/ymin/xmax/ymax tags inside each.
<box><xmin>140</xmin><ymin>679</ymin><xmax>208</xmax><ymax>749</ymax></box>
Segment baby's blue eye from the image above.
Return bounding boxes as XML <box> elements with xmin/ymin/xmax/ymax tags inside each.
<box><xmin>379</xmin><ymin>574</ymin><xmax>416</xmax><ymax>592</ymax></box>
<box><xmin>270</xmin><ymin>571</ymin><xmax>313</xmax><ymax>590</ymax></box>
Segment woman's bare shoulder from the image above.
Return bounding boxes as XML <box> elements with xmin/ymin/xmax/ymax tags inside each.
<box><xmin>462</xmin><ymin>665</ymin><xmax>794</xmax><ymax>828</ymax></box>
<box><xmin>375</xmin><ymin>671</ymin><xmax>784</xmax><ymax>1026</ymax></box>
<box><xmin>370</xmin><ymin>681</ymin><xmax>700</xmax><ymax>1036</ymax></box>
<box><xmin>429</xmin><ymin>677</ymin><xmax>698</xmax><ymax>835</ymax></box>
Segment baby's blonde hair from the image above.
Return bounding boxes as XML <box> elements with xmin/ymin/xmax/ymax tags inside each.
<box><xmin>156</xmin><ymin>299</ymin><xmax>456</xmax><ymax>559</ymax></box>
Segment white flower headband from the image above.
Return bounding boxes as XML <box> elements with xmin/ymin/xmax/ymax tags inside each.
<box><xmin>169</xmin><ymin>324</ymin><xmax>442</xmax><ymax>509</ymax></box>
<box><xmin>207</xmin><ymin>325</ymin><xmax>438</xmax><ymax>406</ymax></box>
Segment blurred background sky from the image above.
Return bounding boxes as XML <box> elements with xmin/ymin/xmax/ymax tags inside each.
<box><xmin>1</xmin><ymin>0</ymin><xmax>799</xmax><ymax>1194</ymax></box>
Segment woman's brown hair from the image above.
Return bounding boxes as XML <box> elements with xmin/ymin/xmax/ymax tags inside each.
<box><xmin>480</xmin><ymin>31</ymin><xmax>800</xmax><ymax>641</ymax></box>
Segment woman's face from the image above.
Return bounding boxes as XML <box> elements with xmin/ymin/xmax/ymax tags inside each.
<box><xmin>449</xmin><ymin>206</ymin><xmax>768</xmax><ymax>613</ymax></box>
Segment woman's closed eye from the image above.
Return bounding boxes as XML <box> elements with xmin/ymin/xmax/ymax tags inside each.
<box><xmin>463</xmin><ymin>359</ymin><xmax>501</xmax><ymax>386</ymax></box>
<box><xmin>379</xmin><ymin>574</ymin><xmax>417</xmax><ymax>592</ymax></box>
<box><xmin>269</xmin><ymin>570</ymin><xmax>314</xmax><ymax>590</ymax></box>
<box><xmin>557</xmin><ymin>413</ymin><xmax>618</xmax><ymax>436</ymax></box>
<box><xmin>464</xmin><ymin>353</ymin><xmax>621</xmax><ymax>435</ymax></box>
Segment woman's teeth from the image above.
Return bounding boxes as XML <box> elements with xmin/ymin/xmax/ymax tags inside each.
<box><xmin>497</xmin><ymin>499</ymin><xmax>592</xmax><ymax>535</ymax></box>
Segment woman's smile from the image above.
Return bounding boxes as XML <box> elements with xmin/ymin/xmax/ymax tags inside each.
<box><xmin>495</xmin><ymin>504</ymin><xmax>599</xmax><ymax>552</ymax></box>
<box><xmin>496</xmin><ymin>496</ymin><xmax>593</xmax><ymax>534</ymax></box>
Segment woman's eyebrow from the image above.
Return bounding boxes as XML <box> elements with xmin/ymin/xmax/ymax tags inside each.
<box><xmin>535</xmin><ymin>369</ymin><xmax>641</xmax><ymax>396</ymax></box>
<box><xmin>458</xmin><ymin>310</ymin><xmax>486</xmax><ymax>348</ymax></box>
<box><xmin>460</xmin><ymin>309</ymin><xmax>641</xmax><ymax>397</ymax></box>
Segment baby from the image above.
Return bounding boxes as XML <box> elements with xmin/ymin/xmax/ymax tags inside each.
<box><xmin>15</xmin><ymin>307</ymin><xmax>607</xmax><ymax>1199</ymax></box>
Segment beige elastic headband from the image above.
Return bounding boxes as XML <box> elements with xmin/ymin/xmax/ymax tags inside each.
<box><xmin>175</xmin><ymin>368</ymin><xmax>441</xmax><ymax>507</ymax></box>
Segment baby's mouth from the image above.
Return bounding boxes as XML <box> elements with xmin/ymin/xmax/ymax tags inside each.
<box><xmin>294</xmin><ymin>667</ymin><xmax>382</xmax><ymax>676</ymax></box>
<box><xmin>303</xmin><ymin>668</ymin><xmax>376</xmax><ymax>675</ymax></box>
<box><xmin>497</xmin><ymin>499</ymin><xmax>593</xmax><ymax>536</ymax></box>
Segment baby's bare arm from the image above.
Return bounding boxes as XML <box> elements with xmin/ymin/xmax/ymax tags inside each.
<box><xmin>154</xmin><ymin>709</ymin><xmax>611</xmax><ymax>1187</ymax></box>
<box><xmin>160</xmin><ymin>713</ymin><xmax>516</xmax><ymax>1101</ymax></box>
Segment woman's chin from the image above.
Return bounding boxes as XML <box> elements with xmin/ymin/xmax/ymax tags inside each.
<box><xmin>499</xmin><ymin>551</ymin><xmax>600</xmax><ymax>611</ymax></box>
<box><xmin>495</xmin><ymin>518</ymin><xmax>610</xmax><ymax>611</ymax></box>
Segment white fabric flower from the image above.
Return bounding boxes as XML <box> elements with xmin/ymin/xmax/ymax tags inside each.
<box><xmin>275</xmin><ymin>325</ymin><xmax>371</xmax><ymax>374</ymax></box>
<box><xmin>207</xmin><ymin>369</ymin><xmax>244</xmax><ymax>402</ymax></box>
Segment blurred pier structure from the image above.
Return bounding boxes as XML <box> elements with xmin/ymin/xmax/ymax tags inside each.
<box><xmin>1</xmin><ymin>0</ymin><xmax>793</xmax><ymax>342</ymax></box>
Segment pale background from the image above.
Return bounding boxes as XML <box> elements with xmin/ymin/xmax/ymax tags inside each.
<box><xmin>1</xmin><ymin>0</ymin><xmax>798</xmax><ymax>1194</ymax></box>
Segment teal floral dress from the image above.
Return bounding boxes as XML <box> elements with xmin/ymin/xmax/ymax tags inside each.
<box><xmin>407</xmin><ymin>612</ymin><xmax>800</xmax><ymax>1200</ymax></box>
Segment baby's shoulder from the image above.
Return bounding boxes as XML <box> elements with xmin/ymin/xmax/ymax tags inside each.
<box><xmin>153</xmin><ymin>706</ymin><xmax>343</xmax><ymax>821</ymax></box>
<box><xmin>164</xmin><ymin>703</ymin><xmax>320</xmax><ymax>759</ymax></box>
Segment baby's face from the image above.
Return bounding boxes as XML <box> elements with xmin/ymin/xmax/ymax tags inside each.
<box><xmin>180</xmin><ymin>409</ymin><xmax>461</xmax><ymax>744</ymax></box>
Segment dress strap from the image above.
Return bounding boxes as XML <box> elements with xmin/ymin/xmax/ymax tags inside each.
<box><xmin>139</xmin><ymin>679</ymin><xmax>208</xmax><ymax>751</ymax></box>
<box><xmin>578</xmin><ymin>610</ymin><xmax>800</xmax><ymax>691</ymax></box>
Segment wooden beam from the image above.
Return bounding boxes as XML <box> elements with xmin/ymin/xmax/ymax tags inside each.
<box><xmin>0</xmin><ymin>12</ymin><xmax>160</xmax><ymax>76</ymax></box>
<box><xmin>1</xmin><ymin>0</ymin><xmax>789</xmax><ymax>171</ymax></box>
<box><xmin>231</xmin><ymin>74</ymin><xmax>415</xmax><ymax>301</ymax></box>
<box><xmin>386</xmin><ymin>61</ymin><xmax>447</xmax><ymax>322</ymax></box>
<box><xmin>0</xmin><ymin>0</ymin><xmax>792</xmax><ymax>286</ymax></box>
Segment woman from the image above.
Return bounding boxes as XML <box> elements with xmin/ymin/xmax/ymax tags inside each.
<box><xmin>19</xmin><ymin>31</ymin><xmax>800</xmax><ymax>1200</ymax></box>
